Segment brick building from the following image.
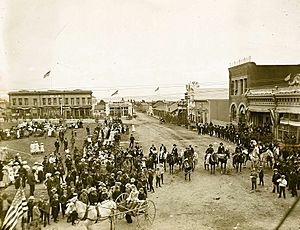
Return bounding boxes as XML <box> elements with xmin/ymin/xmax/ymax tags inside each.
<box><xmin>8</xmin><ymin>89</ymin><xmax>93</xmax><ymax>119</ymax></box>
<box><xmin>228</xmin><ymin>62</ymin><xmax>300</xmax><ymax>125</ymax></box>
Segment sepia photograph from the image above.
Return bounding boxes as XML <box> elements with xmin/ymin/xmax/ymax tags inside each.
<box><xmin>0</xmin><ymin>0</ymin><xmax>300</xmax><ymax>229</ymax></box>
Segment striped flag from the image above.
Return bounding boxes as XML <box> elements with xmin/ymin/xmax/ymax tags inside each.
<box><xmin>111</xmin><ymin>90</ymin><xmax>118</xmax><ymax>97</ymax></box>
<box><xmin>43</xmin><ymin>70</ymin><xmax>51</xmax><ymax>78</ymax></box>
<box><xmin>2</xmin><ymin>189</ymin><xmax>28</xmax><ymax>230</ymax></box>
<box><xmin>155</xmin><ymin>87</ymin><xmax>159</xmax><ymax>92</ymax></box>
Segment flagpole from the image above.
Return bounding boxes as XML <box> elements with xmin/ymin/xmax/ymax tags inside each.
<box><xmin>51</xmin><ymin>74</ymin><xmax>53</xmax><ymax>89</ymax></box>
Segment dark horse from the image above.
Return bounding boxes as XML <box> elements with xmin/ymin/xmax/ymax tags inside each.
<box><xmin>217</xmin><ymin>149</ymin><xmax>230</xmax><ymax>174</ymax></box>
<box><xmin>232</xmin><ymin>153</ymin><xmax>245</xmax><ymax>172</ymax></box>
<box><xmin>166</xmin><ymin>153</ymin><xmax>176</xmax><ymax>174</ymax></box>
<box><xmin>183</xmin><ymin>159</ymin><xmax>192</xmax><ymax>181</ymax></box>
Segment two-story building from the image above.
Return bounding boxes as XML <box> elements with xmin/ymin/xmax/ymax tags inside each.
<box><xmin>229</xmin><ymin>62</ymin><xmax>300</xmax><ymax>125</ymax></box>
<box><xmin>246</xmin><ymin>84</ymin><xmax>300</xmax><ymax>144</ymax></box>
<box><xmin>8</xmin><ymin>89</ymin><xmax>93</xmax><ymax>119</ymax></box>
<box><xmin>185</xmin><ymin>82</ymin><xmax>229</xmax><ymax>125</ymax></box>
<box><xmin>105</xmin><ymin>100</ymin><xmax>133</xmax><ymax>117</ymax></box>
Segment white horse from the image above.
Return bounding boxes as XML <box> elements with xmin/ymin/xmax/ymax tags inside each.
<box><xmin>260</xmin><ymin>149</ymin><xmax>274</xmax><ymax>168</ymax></box>
<box><xmin>65</xmin><ymin>199</ymin><xmax>117</xmax><ymax>230</ymax></box>
<box><xmin>249</xmin><ymin>146</ymin><xmax>260</xmax><ymax>169</ymax></box>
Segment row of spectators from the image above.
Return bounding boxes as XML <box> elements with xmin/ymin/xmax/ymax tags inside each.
<box><xmin>0</xmin><ymin>120</ymin><xmax>84</xmax><ymax>141</ymax></box>
<box><xmin>0</xmin><ymin>117</ymin><xmax>163</xmax><ymax>228</ymax></box>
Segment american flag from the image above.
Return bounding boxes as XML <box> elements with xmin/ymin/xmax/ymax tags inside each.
<box><xmin>2</xmin><ymin>189</ymin><xmax>28</xmax><ymax>230</ymax></box>
<box><xmin>111</xmin><ymin>90</ymin><xmax>119</xmax><ymax>97</ymax></box>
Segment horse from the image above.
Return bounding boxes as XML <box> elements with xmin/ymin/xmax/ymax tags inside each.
<box><xmin>183</xmin><ymin>159</ymin><xmax>192</xmax><ymax>181</ymax></box>
<box><xmin>232</xmin><ymin>152</ymin><xmax>245</xmax><ymax>172</ymax></box>
<box><xmin>192</xmin><ymin>152</ymin><xmax>198</xmax><ymax>171</ymax></box>
<box><xmin>208</xmin><ymin>152</ymin><xmax>218</xmax><ymax>174</ymax></box>
<box><xmin>65</xmin><ymin>198</ymin><xmax>117</xmax><ymax>230</ymax></box>
<box><xmin>166</xmin><ymin>152</ymin><xmax>176</xmax><ymax>174</ymax></box>
<box><xmin>249</xmin><ymin>146</ymin><xmax>260</xmax><ymax>169</ymax></box>
<box><xmin>260</xmin><ymin>149</ymin><xmax>274</xmax><ymax>168</ymax></box>
<box><xmin>217</xmin><ymin>149</ymin><xmax>230</xmax><ymax>174</ymax></box>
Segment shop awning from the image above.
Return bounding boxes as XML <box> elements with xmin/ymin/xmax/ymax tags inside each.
<box><xmin>276</xmin><ymin>107</ymin><xmax>300</xmax><ymax>114</ymax></box>
<box><xmin>248</xmin><ymin>106</ymin><xmax>270</xmax><ymax>113</ymax></box>
<box><xmin>280</xmin><ymin>120</ymin><xmax>300</xmax><ymax>127</ymax></box>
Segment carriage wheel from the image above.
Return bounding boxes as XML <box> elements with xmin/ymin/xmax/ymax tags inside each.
<box><xmin>115</xmin><ymin>193</ymin><xmax>129</xmax><ymax>220</ymax></box>
<box><xmin>136</xmin><ymin>200</ymin><xmax>156</xmax><ymax>229</ymax></box>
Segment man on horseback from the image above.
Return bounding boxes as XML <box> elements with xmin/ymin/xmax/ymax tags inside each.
<box><xmin>183</xmin><ymin>158</ymin><xmax>192</xmax><ymax>181</ymax></box>
<box><xmin>204</xmin><ymin>144</ymin><xmax>214</xmax><ymax>171</ymax></box>
<box><xmin>159</xmin><ymin>144</ymin><xmax>167</xmax><ymax>171</ymax></box>
<box><xmin>217</xmin><ymin>143</ymin><xmax>225</xmax><ymax>154</ymax></box>
<box><xmin>171</xmin><ymin>144</ymin><xmax>179</xmax><ymax>164</ymax></box>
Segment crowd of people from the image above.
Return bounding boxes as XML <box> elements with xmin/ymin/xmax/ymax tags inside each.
<box><xmin>0</xmin><ymin>117</ymin><xmax>172</xmax><ymax>229</ymax></box>
<box><xmin>0</xmin><ymin>116</ymin><xmax>299</xmax><ymax>229</ymax></box>
<box><xmin>0</xmin><ymin>120</ymin><xmax>85</xmax><ymax>142</ymax></box>
<box><xmin>197</xmin><ymin>121</ymin><xmax>273</xmax><ymax>148</ymax></box>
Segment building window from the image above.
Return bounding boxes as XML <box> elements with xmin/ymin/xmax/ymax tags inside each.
<box><xmin>53</xmin><ymin>98</ymin><xmax>57</xmax><ymax>105</ymax></box>
<box><xmin>230</xmin><ymin>81</ymin><xmax>234</xmax><ymax>95</ymax></box>
<box><xmin>65</xmin><ymin>98</ymin><xmax>69</xmax><ymax>105</ymax></box>
<box><xmin>59</xmin><ymin>98</ymin><xmax>62</xmax><ymax>105</ymax></box>
<box><xmin>71</xmin><ymin>98</ymin><xmax>74</xmax><ymax>105</ymax></box>
<box><xmin>48</xmin><ymin>98</ymin><xmax>52</xmax><ymax>105</ymax></box>
<box><xmin>24</xmin><ymin>98</ymin><xmax>29</xmax><ymax>105</ymax></box>
<box><xmin>18</xmin><ymin>98</ymin><xmax>22</xmax><ymax>105</ymax></box>
<box><xmin>88</xmin><ymin>97</ymin><xmax>91</xmax><ymax>105</ymax></box>
<box><xmin>12</xmin><ymin>98</ymin><xmax>16</xmax><ymax>106</ymax></box>
<box><xmin>42</xmin><ymin>98</ymin><xmax>46</xmax><ymax>105</ymax></box>
<box><xmin>76</xmin><ymin>98</ymin><xmax>80</xmax><ymax>105</ymax></box>
<box><xmin>33</xmin><ymin>98</ymin><xmax>38</xmax><ymax>106</ymax></box>
<box><xmin>82</xmin><ymin>98</ymin><xmax>86</xmax><ymax>105</ymax></box>
<box><xmin>240</xmin><ymin>79</ymin><xmax>244</xmax><ymax>94</ymax></box>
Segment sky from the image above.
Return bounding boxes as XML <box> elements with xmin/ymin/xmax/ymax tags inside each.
<box><xmin>0</xmin><ymin>0</ymin><xmax>300</xmax><ymax>100</ymax></box>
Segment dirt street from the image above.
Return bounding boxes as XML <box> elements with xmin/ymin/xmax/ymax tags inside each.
<box><xmin>2</xmin><ymin>113</ymin><xmax>299</xmax><ymax>230</ymax></box>
<box><xmin>120</xmin><ymin>113</ymin><xmax>299</xmax><ymax>230</ymax></box>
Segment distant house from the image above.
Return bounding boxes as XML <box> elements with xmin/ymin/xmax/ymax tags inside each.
<box><xmin>106</xmin><ymin>100</ymin><xmax>133</xmax><ymax>117</ymax></box>
<box><xmin>152</xmin><ymin>100</ymin><xmax>187</xmax><ymax>125</ymax></box>
<box><xmin>0</xmin><ymin>99</ymin><xmax>9</xmax><ymax>120</ymax></box>
<box><xmin>185</xmin><ymin>82</ymin><xmax>229</xmax><ymax>125</ymax></box>
<box><xmin>93</xmin><ymin>100</ymin><xmax>106</xmax><ymax>118</ymax></box>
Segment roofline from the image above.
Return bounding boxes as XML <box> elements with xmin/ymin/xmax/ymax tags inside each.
<box><xmin>8</xmin><ymin>89</ymin><xmax>93</xmax><ymax>96</ymax></box>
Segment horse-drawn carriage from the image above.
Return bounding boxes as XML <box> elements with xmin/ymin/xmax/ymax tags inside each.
<box><xmin>115</xmin><ymin>193</ymin><xmax>156</xmax><ymax>229</ymax></box>
<box><xmin>66</xmin><ymin>194</ymin><xmax>156</xmax><ymax>230</ymax></box>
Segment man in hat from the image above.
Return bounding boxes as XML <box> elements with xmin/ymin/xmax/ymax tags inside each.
<box><xmin>272</xmin><ymin>169</ymin><xmax>281</xmax><ymax>193</ymax></box>
<box><xmin>54</xmin><ymin>139</ymin><xmax>60</xmax><ymax>153</ymax></box>
<box><xmin>250</xmin><ymin>168</ymin><xmax>258</xmax><ymax>190</ymax></box>
<box><xmin>258</xmin><ymin>166</ymin><xmax>264</xmax><ymax>186</ymax></box>
<box><xmin>129</xmin><ymin>134</ymin><xmax>135</xmax><ymax>149</ymax></box>
<box><xmin>27</xmin><ymin>169</ymin><xmax>36</xmax><ymax>196</ymax></box>
<box><xmin>277</xmin><ymin>175</ymin><xmax>287</xmax><ymax>198</ymax></box>
<box><xmin>217</xmin><ymin>143</ymin><xmax>225</xmax><ymax>155</ymax></box>
<box><xmin>27</xmin><ymin>196</ymin><xmax>35</xmax><ymax>223</ymax></box>
<box><xmin>205</xmin><ymin>144</ymin><xmax>214</xmax><ymax>161</ymax></box>
<box><xmin>51</xmin><ymin>193</ymin><xmax>60</xmax><ymax>222</ymax></box>
<box><xmin>18</xmin><ymin>162</ymin><xmax>28</xmax><ymax>188</ymax></box>
<box><xmin>43</xmin><ymin>197</ymin><xmax>51</xmax><ymax>227</ymax></box>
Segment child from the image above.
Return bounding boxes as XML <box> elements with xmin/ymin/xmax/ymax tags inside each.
<box><xmin>258</xmin><ymin>166</ymin><xmax>264</xmax><ymax>186</ymax></box>
<box><xmin>250</xmin><ymin>168</ymin><xmax>258</xmax><ymax>190</ymax></box>
<box><xmin>126</xmin><ymin>184</ymin><xmax>139</xmax><ymax>210</ymax></box>
<box><xmin>155</xmin><ymin>168</ymin><xmax>161</xmax><ymax>188</ymax></box>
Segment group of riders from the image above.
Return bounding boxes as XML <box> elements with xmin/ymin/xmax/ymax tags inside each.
<box><xmin>147</xmin><ymin>143</ymin><xmax>198</xmax><ymax>181</ymax></box>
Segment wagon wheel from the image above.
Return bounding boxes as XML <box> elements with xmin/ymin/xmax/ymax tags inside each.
<box><xmin>115</xmin><ymin>193</ymin><xmax>129</xmax><ymax>220</ymax></box>
<box><xmin>136</xmin><ymin>200</ymin><xmax>156</xmax><ymax>229</ymax></box>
